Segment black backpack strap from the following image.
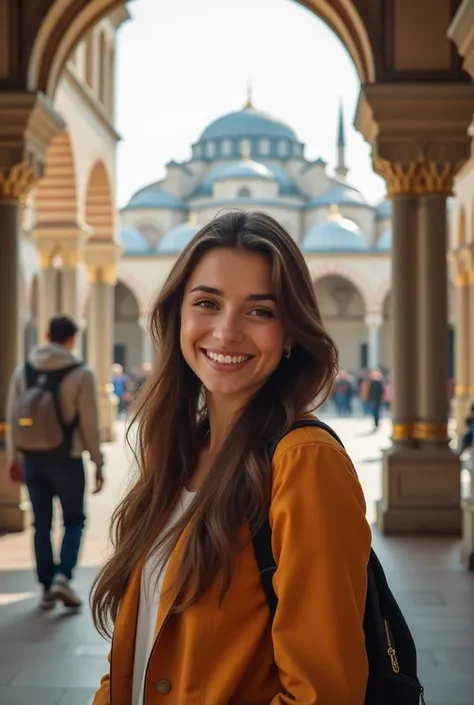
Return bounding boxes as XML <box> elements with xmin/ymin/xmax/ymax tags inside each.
<box><xmin>252</xmin><ymin>419</ymin><xmax>344</xmax><ymax>618</ymax></box>
<box><xmin>24</xmin><ymin>361</ymin><xmax>39</xmax><ymax>388</ymax></box>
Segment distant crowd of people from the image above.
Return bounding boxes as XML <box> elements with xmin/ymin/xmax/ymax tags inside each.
<box><xmin>330</xmin><ymin>368</ymin><xmax>391</xmax><ymax>430</ymax></box>
<box><xmin>111</xmin><ymin>362</ymin><xmax>153</xmax><ymax>417</ymax></box>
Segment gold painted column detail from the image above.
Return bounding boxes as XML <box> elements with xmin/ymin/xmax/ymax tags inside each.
<box><xmin>84</xmin><ymin>241</ymin><xmax>120</xmax><ymax>442</ymax></box>
<box><xmin>451</xmin><ymin>251</ymin><xmax>470</xmax><ymax>436</ymax></box>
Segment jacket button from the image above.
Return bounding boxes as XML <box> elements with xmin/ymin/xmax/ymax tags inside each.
<box><xmin>153</xmin><ymin>679</ymin><xmax>172</xmax><ymax>694</ymax></box>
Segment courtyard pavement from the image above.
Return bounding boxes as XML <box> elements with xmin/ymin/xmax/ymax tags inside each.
<box><xmin>0</xmin><ymin>414</ymin><xmax>473</xmax><ymax>705</ymax></box>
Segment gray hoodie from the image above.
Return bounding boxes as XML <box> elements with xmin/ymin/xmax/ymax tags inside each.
<box><xmin>7</xmin><ymin>343</ymin><xmax>103</xmax><ymax>469</ymax></box>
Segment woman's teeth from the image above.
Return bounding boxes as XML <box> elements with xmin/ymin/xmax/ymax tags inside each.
<box><xmin>206</xmin><ymin>351</ymin><xmax>250</xmax><ymax>365</ymax></box>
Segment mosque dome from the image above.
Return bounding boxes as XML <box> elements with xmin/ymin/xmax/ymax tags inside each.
<box><xmin>302</xmin><ymin>208</ymin><xmax>368</xmax><ymax>252</ymax></box>
<box><xmin>308</xmin><ymin>180</ymin><xmax>367</xmax><ymax>208</ymax></box>
<box><xmin>375</xmin><ymin>230</ymin><xmax>392</xmax><ymax>251</ymax></box>
<box><xmin>157</xmin><ymin>222</ymin><xmax>201</xmax><ymax>254</ymax></box>
<box><xmin>214</xmin><ymin>160</ymin><xmax>275</xmax><ymax>181</ymax></box>
<box><xmin>127</xmin><ymin>183</ymin><xmax>187</xmax><ymax>210</ymax></box>
<box><xmin>192</xmin><ymin>98</ymin><xmax>304</xmax><ymax>162</ymax></box>
<box><xmin>120</xmin><ymin>226</ymin><xmax>155</xmax><ymax>255</ymax></box>
<box><xmin>200</xmin><ymin>105</ymin><xmax>296</xmax><ymax>142</ymax></box>
<box><xmin>375</xmin><ymin>198</ymin><xmax>392</xmax><ymax>220</ymax></box>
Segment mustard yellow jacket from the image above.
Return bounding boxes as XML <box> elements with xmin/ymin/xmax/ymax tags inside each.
<box><xmin>92</xmin><ymin>425</ymin><xmax>371</xmax><ymax>705</ymax></box>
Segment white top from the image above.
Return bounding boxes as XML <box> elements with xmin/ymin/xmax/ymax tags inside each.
<box><xmin>132</xmin><ymin>488</ymin><xmax>196</xmax><ymax>705</ymax></box>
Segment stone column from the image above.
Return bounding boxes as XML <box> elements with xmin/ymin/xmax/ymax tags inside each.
<box><xmin>0</xmin><ymin>188</ymin><xmax>25</xmax><ymax>531</ymax></box>
<box><xmin>38</xmin><ymin>262</ymin><xmax>58</xmax><ymax>343</ymax></box>
<box><xmin>373</xmin><ymin>163</ymin><xmax>461</xmax><ymax>536</ymax></box>
<box><xmin>386</xmin><ymin>194</ymin><xmax>419</xmax><ymax>446</ymax></box>
<box><xmin>415</xmin><ymin>194</ymin><xmax>451</xmax><ymax>445</ymax></box>
<box><xmin>84</xmin><ymin>241</ymin><xmax>120</xmax><ymax>442</ymax></box>
<box><xmin>365</xmin><ymin>313</ymin><xmax>382</xmax><ymax>371</ymax></box>
<box><xmin>139</xmin><ymin>316</ymin><xmax>153</xmax><ymax>365</ymax></box>
<box><xmin>451</xmin><ymin>253</ymin><xmax>470</xmax><ymax>435</ymax></box>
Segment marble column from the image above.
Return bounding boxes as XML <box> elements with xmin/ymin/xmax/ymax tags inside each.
<box><xmin>38</xmin><ymin>264</ymin><xmax>58</xmax><ymax>344</ymax></box>
<box><xmin>385</xmin><ymin>194</ymin><xmax>419</xmax><ymax>446</ymax></box>
<box><xmin>0</xmin><ymin>193</ymin><xmax>25</xmax><ymax>532</ymax></box>
<box><xmin>452</xmin><ymin>256</ymin><xmax>470</xmax><ymax>435</ymax></box>
<box><xmin>61</xmin><ymin>266</ymin><xmax>78</xmax><ymax>320</ymax></box>
<box><xmin>365</xmin><ymin>313</ymin><xmax>382</xmax><ymax>371</ymax></box>
<box><xmin>84</xmin><ymin>242</ymin><xmax>120</xmax><ymax>442</ymax></box>
<box><xmin>376</xmin><ymin>172</ymin><xmax>461</xmax><ymax>536</ymax></box>
<box><xmin>139</xmin><ymin>316</ymin><xmax>153</xmax><ymax>365</ymax></box>
<box><xmin>415</xmin><ymin>194</ymin><xmax>451</xmax><ymax>445</ymax></box>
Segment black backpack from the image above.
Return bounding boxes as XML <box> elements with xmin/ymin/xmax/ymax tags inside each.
<box><xmin>12</xmin><ymin>362</ymin><xmax>82</xmax><ymax>457</ymax></box>
<box><xmin>252</xmin><ymin>419</ymin><xmax>425</xmax><ymax>705</ymax></box>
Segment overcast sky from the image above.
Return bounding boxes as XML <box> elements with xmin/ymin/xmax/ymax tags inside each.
<box><xmin>115</xmin><ymin>0</ymin><xmax>386</xmax><ymax>208</ymax></box>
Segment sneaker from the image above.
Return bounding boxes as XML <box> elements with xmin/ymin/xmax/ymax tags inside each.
<box><xmin>51</xmin><ymin>574</ymin><xmax>82</xmax><ymax>608</ymax></box>
<box><xmin>40</xmin><ymin>589</ymin><xmax>56</xmax><ymax>610</ymax></box>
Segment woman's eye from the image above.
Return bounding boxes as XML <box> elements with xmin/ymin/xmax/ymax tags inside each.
<box><xmin>193</xmin><ymin>298</ymin><xmax>217</xmax><ymax>310</ymax></box>
<box><xmin>249</xmin><ymin>308</ymin><xmax>274</xmax><ymax>318</ymax></box>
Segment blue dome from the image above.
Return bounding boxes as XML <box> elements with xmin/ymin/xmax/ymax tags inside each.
<box><xmin>215</xmin><ymin>160</ymin><xmax>275</xmax><ymax>181</ymax></box>
<box><xmin>376</xmin><ymin>230</ymin><xmax>392</xmax><ymax>251</ymax></box>
<box><xmin>191</xmin><ymin>162</ymin><xmax>301</xmax><ymax>198</ymax></box>
<box><xmin>120</xmin><ymin>226</ymin><xmax>154</xmax><ymax>255</ymax></box>
<box><xmin>375</xmin><ymin>199</ymin><xmax>391</xmax><ymax>220</ymax></box>
<box><xmin>308</xmin><ymin>180</ymin><xmax>367</xmax><ymax>208</ymax></box>
<box><xmin>127</xmin><ymin>183</ymin><xmax>187</xmax><ymax>210</ymax></box>
<box><xmin>302</xmin><ymin>216</ymin><xmax>368</xmax><ymax>252</ymax></box>
<box><xmin>158</xmin><ymin>222</ymin><xmax>200</xmax><ymax>254</ymax></box>
<box><xmin>199</xmin><ymin>106</ymin><xmax>296</xmax><ymax>142</ymax></box>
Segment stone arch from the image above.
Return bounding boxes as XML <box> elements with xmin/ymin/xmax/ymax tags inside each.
<box><xmin>114</xmin><ymin>280</ymin><xmax>143</xmax><ymax>371</ymax></box>
<box><xmin>115</xmin><ymin>270</ymin><xmax>150</xmax><ymax>315</ymax></box>
<box><xmin>310</xmin><ymin>262</ymin><xmax>373</xmax><ymax>311</ymax></box>
<box><xmin>84</xmin><ymin>161</ymin><xmax>115</xmax><ymax>240</ymax></box>
<box><xmin>28</xmin><ymin>0</ymin><xmax>375</xmax><ymax>100</ymax></box>
<box><xmin>313</xmin><ymin>273</ymin><xmax>367</xmax><ymax>372</ymax></box>
<box><xmin>35</xmin><ymin>129</ymin><xmax>78</xmax><ymax>226</ymax></box>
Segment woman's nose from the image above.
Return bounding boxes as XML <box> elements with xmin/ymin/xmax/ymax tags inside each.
<box><xmin>213</xmin><ymin>312</ymin><xmax>244</xmax><ymax>345</ymax></box>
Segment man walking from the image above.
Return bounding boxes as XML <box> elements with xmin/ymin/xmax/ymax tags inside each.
<box><xmin>6</xmin><ymin>315</ymin><xmax>104</xmax><ymax>610</ymax></box>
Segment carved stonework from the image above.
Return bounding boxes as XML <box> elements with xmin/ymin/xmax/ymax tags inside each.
<box><xmin>83</xmin><ymin>239</ymin><xmax>121</xmax><ymax>286</ymax></box>
<box><xmin>374</xmin><ymin>157</ymin><xmax>463</xmax><ymax>197</ymax></box>
<box><xmin>0</xmin><ymin>163</ymin><xmax>36</xmax><ymax>201</ymax></box>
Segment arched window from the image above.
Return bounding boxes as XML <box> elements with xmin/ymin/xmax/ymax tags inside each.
<box><xmin>260</xmin><ymin>139</ymin><xmax>270</xmax><ymax>156</ymax></box>
<box><xmin>237</xmin><ymin>187</ymin><xmax>251</xmax><ymax>198</ymax></box>
<box><xmin>205</xmin><ymin>142</ymin><xmax>215</xmax><ymax>158</ymax></box>
<box><xmin>221</xmin><ymin>140</ymin><xmax>232</xmax><ymax>156</ymax></box>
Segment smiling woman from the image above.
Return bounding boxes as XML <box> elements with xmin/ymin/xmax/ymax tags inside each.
<box><xmin>90</xmin><ymin>210</ymin><xmax>372</xmax><ymax>705</ymax></box>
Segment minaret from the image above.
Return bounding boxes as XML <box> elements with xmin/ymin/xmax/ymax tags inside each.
<box><xmin>335</xmin><ymin>101</ymin><xmax>348</xmax><ymax>179</ymax></box>
<box><xmin>245</xmin><ymin>81</ymin><xmax>254</xmax><ymax>109</ymax></box>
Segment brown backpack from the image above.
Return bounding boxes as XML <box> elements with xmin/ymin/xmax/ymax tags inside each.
<box><xmin>12</xmin><ymin>362</ymin><xmax>82</xmax><ymax>456</ymax></box>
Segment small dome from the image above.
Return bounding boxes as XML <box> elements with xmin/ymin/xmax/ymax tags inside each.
<box><xmin>158</xmin><ymin>222</ymin><xmax>200</xmax><ymax>254</ymax></box>
<box><xmin>308</xmin><ymin>180</ymin><xmax>367</xmax><ymax>208</ymax></box>
<box><xmin>199</xmin><ymin>105</ymin><xmax>297</xmax><ymax>142</ymax></box>
<box><xmin>302</xmin><ymin>211</ymin><xmax>368</xmax><ymax>252</ymax></box>
<box><xmin>191</xmin><ymin>161</ymin><xmax>300</xmax><ymax>199</ymax></box>
<box><xmin>120</xmin><ymin>226</ymin><xmax>154</xmax><ymax>255</ymax></box>
<box><xmin>375</xmin><ymin>199</ymin><xmax>391</xmax><ymax>220</ymax></box>
<box><xmin>214</xmin><ymin>160</ymin><xmax>275</xmax><ymax>182</ymax></box>
<box><xmin>376</xmin><ymin>230</ymin><xmax>392</xmax><ymax>251</ymax></box>
<box><xmin>127</xmin><ymin>183</ymin><xmax>187</xmax><ymax>210</ymax></box>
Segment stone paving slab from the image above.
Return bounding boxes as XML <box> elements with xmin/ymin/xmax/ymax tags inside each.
<box><xmin>0</xmin><ymin>416</ymin><xmax>473</xmax><ymax>705</ymax></box>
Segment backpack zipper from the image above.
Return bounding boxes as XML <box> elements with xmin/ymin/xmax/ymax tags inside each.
<box><xmin>384</xmin><ymin>619</ymin><xmax>400</xmax><ymax>674</ymax></box>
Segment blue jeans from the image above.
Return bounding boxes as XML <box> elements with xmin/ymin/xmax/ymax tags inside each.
<box><xmin>23</xmin><ymin>455</ymin><xmax>86</xmax><ymax>590</ymax></box>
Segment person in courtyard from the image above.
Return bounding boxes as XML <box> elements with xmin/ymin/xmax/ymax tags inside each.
<box><xmin>459</xmin><ymin>403</ymin><xmax>474</xmax><ymax>454</ymax></box>
<box><xmin>91</xmin><ymin>211</ymin><xmax>370</xmax><ymax>705</ymax></box>
<box><xmin>6</xmin><ymin>315</ymin><xmax>104</xmax><ymax>610</ymax></box>
<box><xmin>368</xmin><ymin>369</ymin><xmax>384</xmax><ymax>430</ymax></box>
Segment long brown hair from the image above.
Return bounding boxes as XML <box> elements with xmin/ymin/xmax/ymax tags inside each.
<box><xmin>91</xmin><ymin>211</ymin><xmax>338</xmax><ymax>638</ymax></box>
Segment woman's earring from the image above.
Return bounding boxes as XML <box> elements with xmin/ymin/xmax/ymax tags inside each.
<box><xmin>284</xmin><ymin>348</ymin><xmax>292</xmax><ymax>360</ymax></box>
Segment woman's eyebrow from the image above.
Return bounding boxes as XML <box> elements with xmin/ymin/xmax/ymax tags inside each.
<box><xmin>190</xmin><ymin>285</ymin><xmax>276</xmax><ymax>302</ymax></box>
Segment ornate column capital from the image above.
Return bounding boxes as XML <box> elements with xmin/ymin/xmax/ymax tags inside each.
<box><xmin>365</xmin><ymin>312</ymin><xmax>383</xmax><ymax>328</ymax></box>
<box><xmin>449</xmin><ymin>249</ymin><xmax>471</xmax><ymax>287</ymax></box>
<box><xmin>33</xmin><ymin>221</ymin><xmax>91</xmax><ymax>269</ymax></box>
<box><xmin>0</xmin><ymin>163</ymin><xmax>37</xmax><ymax>201</ymax></box>
<box><xmin>374</xmin><ymin>157</ymin><xmax>462</xmax><ymax>198</ymax></box>
<box><xmin>0</xmin><ymin>92</ymin><xmax>65</xmax><ymax>201</ymax></box>
<box><xmin>83</xmin><ymin>240</ymin><xmax>122</xmax><ymax>285</ymax></box>
<box><xmin>355</xmin><ymin>83</ymin><xmax>474</xmax><ymax>197</ymax></box>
